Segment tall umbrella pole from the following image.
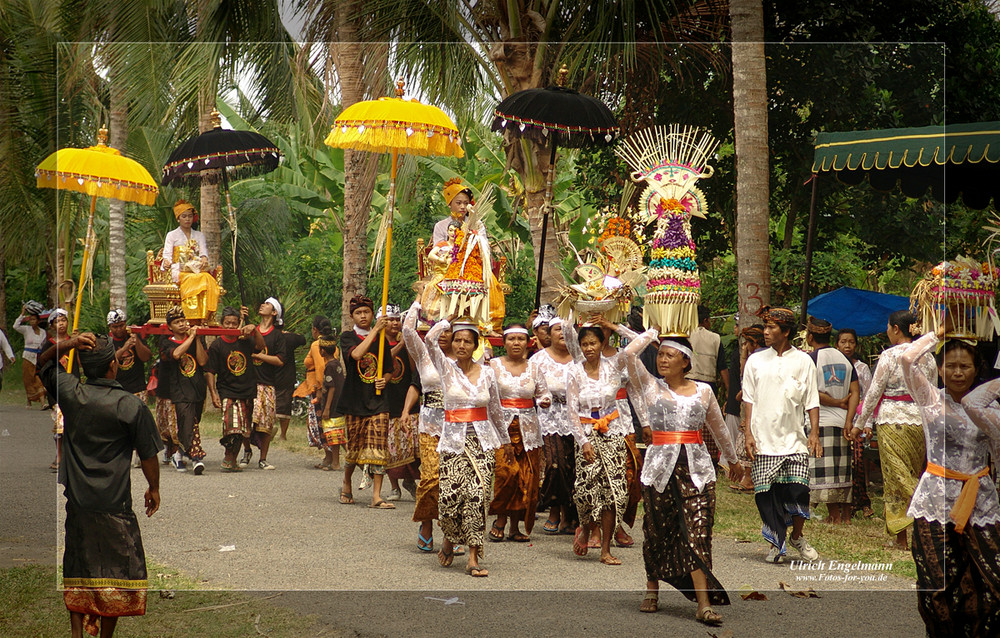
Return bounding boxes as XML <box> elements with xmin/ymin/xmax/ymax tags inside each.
<box><xmin>220</xmin><ymin>168</ymin><xmax>248</xmax><ymax>306</ymax></box>
<box><xmin>375</xmin><ymin>149</ymin><xmax>398</xmax><ymax>396</ymax></box>
<box><xmin>66</xmin><ymin>194</ymin><xmax>98</xmax><ymax>372</ymax></box>
<box><xmin>534</xmin><ymin>136</ymin><xmax>559</xmax><ymax>308</ymax></box>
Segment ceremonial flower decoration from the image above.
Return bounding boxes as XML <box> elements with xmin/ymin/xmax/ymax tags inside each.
<box><xmin>911</xmin><ymin>255</ymin><xmax>997</xmax><ymax>341</ymax></box>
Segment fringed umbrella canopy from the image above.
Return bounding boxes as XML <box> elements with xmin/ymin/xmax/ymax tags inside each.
<box><xmin>490</xmin><ymin>86</ymin><xmax>619</xmax><ymax>148</ymax></box>
<box><xmin>36</xmin><ymin>131</ymin><xmax>159</xmax><ymax>205</ymax></box>
<box><xmin>161</xmin><ymin>110</ymin><xmax>281</xmax><ymax>185</ymax></box>
<box><xmin>325</xmin><ymin>94</ymin><xmax>464</xmax><ymax>158</ymax></box>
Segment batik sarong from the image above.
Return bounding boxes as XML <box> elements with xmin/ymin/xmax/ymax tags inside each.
<box><xmin>878</xmin><ymin>422</ymin><xmax>925</xmax><ymax>534</ymax></box>
<box><xmin>173</xmin><ymin>401</ymin><xmax>205</xmax><ymax>461</ymax></box>
<box><xmin>574</xmin><ymin>431</ymin><xmax>627</xmax><ymax>528</ymax></box>
<box><xmin>413</xmin><ymin>433</ymin><xmax>440</xmax><ymax>522</ymax></box>
<box><xmin>344</xmin><ymin>412</ymin><xmax>388</xmax><ymax>472</ymax></box>
<box><xmin>155</xmin><ymin>397</ymin><xmax>179</xmax><ymax>452</ymax></box>
<box><xmin>489</xmin><ymin>416</ymin><xmax>542</xmax><ymax>534</ymax></box>
<box><xmin>623</xmin><ymin>433</ymin><xmax>643</xmax><ymax>528</ymax></box>
<box><xmin>439</xmin><ymin>427</ymin><xmax>495</xmax><ymax>548</ymax></box>
<box><xmin>251</xmin><ymin>383</ymin><xmax>276</xmax><ymax>448</ymax></box>
<box><xmin>643</xmin><ymin>450</ymin><xmax>729</xmax><ymax>606</ymax></box>
<box><xmin>22</xmin><ymin>359</ymin><xmax>46</xmax><ymax>403</ymax></box>
<box><xmin>752</xmin><ymin>452</ymin><xmax>811</xmax><ymax>553</ymax></box>
<box><xmin>386</xmin><ymin>416</ymin><xmax>419</xmax><ymax>481</ymax></box>
<box><xmin>539</xmin><ymin>433</ymin><xmax>577</xmax><ymax>517</ymax></box>
<box><xmin>220</xmin><ymin>398</ymin><xmax>252</xmax><ymax>453</ymax></box>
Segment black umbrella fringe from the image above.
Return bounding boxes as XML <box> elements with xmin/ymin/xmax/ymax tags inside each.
<box><xmin>490</xmin><ymin>118</ymin><xmax>619</xmax><ymax>149</ymax></box>
<box><xmin>161</xmin><ymin>158</ymin><xmax>279</xmax><ymax>186</ymax></box>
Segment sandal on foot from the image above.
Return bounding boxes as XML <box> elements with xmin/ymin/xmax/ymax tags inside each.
<box><xmin>488</xmin><ymin>522</ymin><xmax>505</xmax><ymax>542</ymax></box>
<box><xmin>573</xmin><ymin>527</ymin><xmax>589</xmax><ymax>557</ymax></box>
<box><xmin>614</xmin><ymin>530</ymin><xmax>635</xmax><ymax>548</ymax></box>
<box><xmin>466</xmin><ymin>565</ymin><xmax>489</xmax><ymax>577</ymax></box>
<box><xmin>315</xmin><ymin>463</ymin><xmax>332</xmax><ymax>471</ymax></box>
<box><xmin>339</xmin><ymin>490</ymin><xmax>354</xmax><ymax>505</ymax></box>
<box><xmin>696</xmin><ymin>607</ymin><xmax>722</xmax><ymax>626</ymax></box>
<box><xmin>599</xmin><ymin>554</ymin><xmax>622</xmax><ymax>566</ymax></box>
<box><xmin>587</xmin><ymin>534</ymin><xmax>602</xmax><ymax>549</ymax></box>
<box><xmin>417</xmin><ymin>530</ymin><xmax>434</xmax><ymax>552</ymax></box>
<box><xmin>368</xmin><ymin>500</ymin><xmax>396</xmax><ymax>509</ymax></box>
<box><xmin>438</xmin><ymin>549</ymin><xmax>454</xmax><ymax>568</ymax></box>
<box><xmin>220</xmin><ymin>461</ymin><xmax>242</xmax><ymax>473</ymax></box>
<box><xmin>542</xmin><ymin>519</ymin><xmax>560</xmax><ymax>535</ymax></box>
<box><xmin>508</xmin><ymin>532</ymin><xmax>530</xmax><ymax>543</ymax></box>
<box><xmin>639</xmin><ymin>593</ymin><xmax>659</xmax><ymax>613</ymax></box>
<box><xmin>453</xmin><ymin>545</ymin><xmax>466</xmax><ymax>556</ymax></box>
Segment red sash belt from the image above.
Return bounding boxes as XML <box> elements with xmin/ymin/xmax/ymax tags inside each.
<box><xmin>615</xmin><ymin>388</ymin><xmax>628</xmax><ymax>400</ymax></box>
<box><xmin>651</xmin><ymin>430</ymin><xmax>703</xmax><ymax>445</ymax></box>
<box><xmin>859</xmin><ymin>393</ymin><xmax>914</xmax><ymax>418</ymax></box>
<box><xmin>445</xmin><ymin>407</ymin><xmax>488</xmax><ymax>422</ymax></box>
<box><xmin>501</xmin><ymin>398</ymin><xmax>534</xmax><ymax>409</ymax></box>
<box><xmin>925</xmin><ymin>461</ymin><xmax>990</xmax><ymax>534</ymax></box>
<box><xmin>581</xmin><ymin>409</ymin><xmax>619</xmax><ymax>434</ymax></box>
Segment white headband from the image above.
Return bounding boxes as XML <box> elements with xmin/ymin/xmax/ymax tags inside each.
<box><xmin>452</xmin><ymin>323</ymin><xmax>480</xmax><ymax>336</ymax></box>
<box><xmin>548</xmin><ymin>317</ymin><xmax>563</xmax><ymax>328</ymax></box>
<box><xmin>50</xmin><ymin>308</ymin><xmax>68</xmax><ymax>320</ymax></box>
<box><xmin>660</xmin><ymin>339</ymin><xmax>693</xmax><ymax>359</ymax></box>
<box><xmin>503</xmin><ymin>327</ymin><xmax>529</xmax><ymax>336</ymax></box>
<box><xmin>265</xmin><ymin>297</ymin><xmax>283</xmax><ymax>325</ymax></box>
<box><xmin>532</xmin><ymin>316</ymin><xmax>547</xmax><ymax>329</ymax></box>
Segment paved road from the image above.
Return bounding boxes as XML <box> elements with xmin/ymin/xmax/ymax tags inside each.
<box><xmin>2</xmin><ymin>402</ymin><xmax>926</xmax><ymax>636</ymax></box>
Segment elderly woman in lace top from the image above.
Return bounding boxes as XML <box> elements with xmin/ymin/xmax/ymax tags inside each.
<box><xmin>902</xmin><ymin>325</ymin><xmax>1000</xmax><ymax>638</ymax></box>
<box><xmin>487</xmin><ymin>323</ymin><xmax>551</xmax><ymax>543</ymax></box>
<box><xmin>620</xmin><ymin>327</ymin><xmax>742</xmax><ymax>626</ymax></box>
<box><xmin>424</xmin><ymin>318</ymin><xmax>509</xmax><ymax>577</ymax></box>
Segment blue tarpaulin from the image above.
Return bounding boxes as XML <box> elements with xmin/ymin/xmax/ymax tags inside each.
<box><xmin>806</xmin><ymin>287</ymin><xmax>910</xmax><ymax>337</ymax></box>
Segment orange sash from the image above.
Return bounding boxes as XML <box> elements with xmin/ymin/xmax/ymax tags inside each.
<box><xmin>581</xmin><ymin>409</ymin><xmax>620</xmax><ymax>435</ymax></box>
<box><xmin>615</xmin><ymin>388</ymin><xmax>628</xmax><ymax>400</ymax></box>
<box><xmin>445</xmin><ymin>407</ymin><xmax>488</xmax><ymax>422</ymax></box>
<box><xmin>501</xmin><ymin>398</ymin><xmax>534</xmax><ymax>409</ymax></box>
<box><xmin>925</xmin><ymin>461</ymin><xmax>991</xmax><ymax>534</ymax></box>
<box><xmin>651</xmin><ymin>430</ymin><xmax>703</xmax><ymax>445</ymax></box>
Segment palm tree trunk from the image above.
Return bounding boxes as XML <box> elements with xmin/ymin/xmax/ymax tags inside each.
<box><xmin>108</xmin><ymin>76</ymin><xmax>128</xmax><ymax>313</ymax></box>
<box><xmin>198</xmin><ymin>88</ymin><xmax>222</xmax><ymax>270</ymax></box>
<box><xmin>0</xmin><ymin>226</ymin><xmax>6</xmax><ymax>331</ymax></box>
<box><xmin>730</xmin><ymin>0</ymin><xmax>771</xmax><ymax>327</ymax></box>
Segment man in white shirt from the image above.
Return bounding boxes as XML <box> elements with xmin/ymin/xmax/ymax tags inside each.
<box><xmin>742</xmin><ymin>306</ymin><xmax>821</xmax><ymax>563</ymax></box>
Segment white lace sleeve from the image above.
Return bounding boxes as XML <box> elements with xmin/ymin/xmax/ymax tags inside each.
<box><xmin>563</xmin><ymin>322</ymin><xmax>584</xmax><ymax>363</ymax></box>
<box><xmin>424</xmin><ymin>319</ymin><xmax>450</xmax><ymax>374</ymax></box>
<box><xmin>403</xmin><ymin>302</ymin><xmax>431</xmax><ymax>370</ymax></box>
<box><xmin>623</xmin><ymin>328</ymin><xmax>659</xmax><ymax>389</ymax></box>
<box><xmin>857</xmin><ymin>349</ymin><xmax>892</xmax><ymax>429</ymax></box>
<box><xmin>564</xmin><ymin>368</ymin><xmax>588</xmax><ymax>446</ymax></box>
<box><xmin>485</xmin><ymin>366</ymin><xmax>510</xmax><ymax>443</ymax></box>
<box><xmin>703</xmin><ymin>384</ymin><xmax>737</xmax><ymax>465</ymax></box>
<box><xmin>963</xmin><ymin>379</ymin><xmax>1000</xmax><ymax>444</ymax></box>
<box><xmin>900</xmin><ymin>332</ymin><xmax>939</xmax><ymax>410</ymax></box>
<box><xmin>531</xmin><ymin>359</ymin><xmax>551</xmax><ymax>404</ymax></box>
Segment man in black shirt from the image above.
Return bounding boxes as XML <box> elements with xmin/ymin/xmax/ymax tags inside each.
<box><xmin>38</xmin><ymin>332</ymin><xmax>162</xmax><ymax>638</ymax></box>
<box><xmin>276</xmin><ymin>323</ymin><xmax>307</xmax><ymax>441</ymax></box>
<box><xmin>206</xmin><ymin>306</ymin><xmax>265</xmax><ymax>472</ymax></box>
<box><xmin>107</xmin><ymin>309</ymin><xmax>151</xmax><ymax>400</ymax></box>
<box><xmin>158</xmin><ymin>305</ymin><xmax>209</xmax><ymax>475</ymax></box>
<box><xmin>246</xmin><ymin>297</ymin><xmax>285</xmax><ymax>470</ymax></box>
<box><xmin>381</xmin><ymin>304</ymin><xmax>418</xmax><ymax>501</ymax></box>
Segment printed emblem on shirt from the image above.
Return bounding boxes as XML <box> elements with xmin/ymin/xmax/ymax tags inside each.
<box><xmin>357</xmin><ymin>352</ymin><xmax>378</xmax><ymax>383</ymax></box>
<box><xmin>227</xmin><ymin>350</ymin><xmax>247</xmax><ymax>376</ymax></box>
<box><xmin>179</xmin><ymin>353</ymin><xmax>197</xmax><ymax>377</ymax></box>
<box><xmin>822</xmin><ymin>363</ymin><xmax>847</xmax><ymax>387</ymax></box>
<box><xmin>253</xmin><ymin>346</ymin><xmax>267</xmax><ymax>366</ymax></box>
<box><xmin>390</xmin><ymin>355</ymin><xmax>404</xmax><ymax>383</ymax></box>
<box><xmin>119</xmin><ymin>349</ymin><xmax>135</xmax><ymax>371</ymax></box>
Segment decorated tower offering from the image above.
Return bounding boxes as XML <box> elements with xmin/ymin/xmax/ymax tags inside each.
<box><xmin>910</xmin><ymin>256</ymin><xmax>998</xmax><ymax>340</ymax></box>
<box><xmin>615</xmin><ymin>125</ymin><xmax>719</xmax><ymax>336</ymax></box>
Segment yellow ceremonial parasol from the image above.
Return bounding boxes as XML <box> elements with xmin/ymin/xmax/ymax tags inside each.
<box><xmin>325</xmin><ymin>79</ymin><xmax>464</xmax><ymax>393</ymax></box>
<box><xmin>36</xmin><ymin>126</ymin><xmax>159</xmax><ymax>369</ymax></box>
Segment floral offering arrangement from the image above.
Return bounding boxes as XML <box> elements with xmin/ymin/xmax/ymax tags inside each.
<box><xmin>911</xmin><ymin>255</ymin><xmax>998</xmax><ymax>340</ymax></box>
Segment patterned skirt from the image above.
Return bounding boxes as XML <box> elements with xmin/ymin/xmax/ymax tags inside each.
<box><xmin>574</xmin><ymin>432</ymin><xmax>627</xmax><ymax>528</ymax></box>
<box><xmin>539</xmin><ymin>433</ymin><xmax>577</xmax><ymax>514</ymax></box>
<box><xmin>643</xmin><ymin>450</ymin><xmax>729</xmax><ymax>606</ymax></box>
<box><xmin>438</xmin><ymin>427</ymin><xmax>495</xmax><ymax>548</ymax></box>
<box><xmin>623</xmin><ymin>434</ymin><xmax>643</xmax><ymax>528</ymax></box>
<box><xmin>809</xmin><ymin>423</ymin><xmax>852</xmax><ymax>504</ymax></box>
<box><xmin>851</xmin><ymin>436</ymin><xmax>871</xmax><ymax>513</ymax></box>
<box><xmin>912</xmin><ymin>518</ymin><xmax>1000</xmax><ymax>637</ymax></box>
<box><xmin>251</xmin><ymin>384</ymin><xmax>276</xmax><ymax>446</ymax></box>
<box><xmin>220</xmin><ymin>398</ymin><xmax>252</xmax><ymax>451</ymax></box>
<box><xmin>878</xmin><ymin>422</ymin><xmax>925</xmax><ymax>535</ymax></box>
<box><xmin>489</xmin><ymin>417</ymin><xmax>542</xmax><ymax>532</ymax></box>
<box><xmin>344</xmin><ymin>413</ymin><xmax>389</xmax><ymax>470</ymax></box>
<box><xmin>63</xmin><ymin>502</ymin><xmax>147</xmax><ymax>635</ymax></box>
<box><xmin>386</xmin><ymin>415</ymin><xmax>418</xmax><ymax>470</ymax></box>
<box><xmin>752</xmin><ymin>453</ymin><xmax>811</xmax><ymax>553</ymax></box>
<box><xmin>22</xmin><ymin>359</ymin><xmax>46</xmax><ymax>403</ymax></box>
<box><xmin>413</xmin><ymin>433</ymin><xmax>440</xmax><ymax>522</ymax></box>
<box><xmin>306</xmin><ymin>398</ymin><xmax>323</xmax><ymax>448</ymax></box>
<box><xmin>155</xmin><ymin>398</ymin><xmax>179</xmax><ymax>448</ymax></box>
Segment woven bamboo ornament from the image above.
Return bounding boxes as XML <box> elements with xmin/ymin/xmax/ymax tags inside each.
<box><xmin>615</xmin><ymin>125</ymin><xmax>719</xmax><ymax>336</ymax></box>
<box><xmin>910</xmin><ymin>256</ymin><xmax>998</xmax><ymax>341</ymax></box>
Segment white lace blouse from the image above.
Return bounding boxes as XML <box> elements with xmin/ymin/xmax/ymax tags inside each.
<box><xmin>529</xmin><ymin>347</ymin><xmax>575</xmax><ymax>437</ymax></box>
<box><xmin>902</xmin><ymin>332</ymin><xmax>1000</xmax><ymax>528</ymax></box>
<box><xmin>488</xmin><ymin>357</ymin><xmax>550</xmax><ymax>450</ymax></box>
<box><xmin>858</xmin><ymin>341</ymin><xmax>936</xmax><ymax>430</ymax></box>
<box><xmin>402</xmin><ymin>303</ymin><xmax>444</xmax><ymax>437</ymax></box>
<box><xmin>623</xmin><ymin>328</ymin><xmax>738</xmax><ymax>493</ymax></box>
<box><xmin>425</xmin><ymin>319</ymin><xmax>509</xmax><ymax>455</ymax></box>
<box><xmin>560</xmin><ymin>322</ymin><xmax>624</xmax><ymax>443</ymax></box>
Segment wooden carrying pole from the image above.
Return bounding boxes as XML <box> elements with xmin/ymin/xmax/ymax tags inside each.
<box><xmin>66</xmin><ymin>194</ymin><xmax>97</xmax><ymax>373</ymax></box>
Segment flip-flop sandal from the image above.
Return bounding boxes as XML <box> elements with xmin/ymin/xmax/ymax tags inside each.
<box><xmin>417</xmin><ymin>529</ymin><xmax>434</xmax><ymax>552</ymax></box>
<box><xmin>508</xmin><ymin>533</ymin><xmax>530</xmax><ymax>543</ymax></box>
<box><xmin>587</xmin><ymin>534</ymin><xmax>601</xmax><ymax>549</ymax></box>
<box><xmin>573</xmin><ymin>527</ymin><xmax>588</xmax><ymax>556</ymax></box>
<box><xmin>438</xmin><ymin>548</ymin><xmax>454</xmax><ymax>567</ymax></box>
<box><xmin>599</xmin><ymin>555</ymin><xmax>622</xmax><ymax>566</ymax></box>
<box><xmin>453</xmin><ymin>545</ymin><xmax>466</xmax><ymax>556</ymax></box>
<box><xmin>488</xmin><ymin>522</ymin><xmax>505</xmax><ymax>542</ymax></box>
<box><xmin>639</xmin><ymin>593</ymin><xmax>659</xmax><ymax>613</ymax></box>
<box><xmin>728</xmin><ymin>483</ymin><xmax>754</xmax><ymax>494</ymax></box>
<box><xmin>542</xmin><ymin>519</ymin><xmax>560</xmax><ymax>535</ymax></box>
<box><xmin>466</xmin><ymin>565</ymin><xmax>489</xmax><ymax>577</ymax></box>
<box><xmin>369</xmin><ymin>500</ymin><xmax>396</xmax><ymax>509</ymax></box>
<box><xmin>696</xmin><ymin>607</ymin><xmax>722</xmax><ymax>626</ymax></box>
<box><xmin>614</xmin><ymin>532</ymin><xmax>635</xmax><ymax>548</ymax></box>
<box><xmin>339</xmin><ymin>490</ymin><xmax>354</xmax><ymax>505</ymax></box>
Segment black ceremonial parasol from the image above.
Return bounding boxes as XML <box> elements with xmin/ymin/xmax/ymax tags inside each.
<box><xmin>162</xmin><ymin>109</ymin><xmax>281</xmax><ymax>303</ymax></box>
<box><xmin>490</xmin><ymin>64</ymin><xmax>619</xmax><ymax>306</ymax></box>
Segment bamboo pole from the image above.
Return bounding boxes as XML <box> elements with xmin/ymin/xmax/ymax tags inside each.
<box><xmin>66</xmin><ymin>194</ymin><xmax>97</xmax><ymax>372</ymax></box>
<box><xmin>375</xmin><ymin>149</ymin><xmax>398</xmax><ymax>395</ymax></box>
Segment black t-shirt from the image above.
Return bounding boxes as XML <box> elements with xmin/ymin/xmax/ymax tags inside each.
<box><xmin>253</xmin><ymin>326</ymin><xmax>285</xmax><ymax>387</ymax></box>
<box><xmin>725</xmin><ymin>344</ymin><xmax>742</xmax><ymax>416</ymax></box>
<box><xmin>207</xmin><ymin>336</ymin><xmax>258</xmax><ymax>400</ymax></box>
<box><xmin>111</xmin><ymin>334</ymin><xmax>148</xmax><ymax>394</ymax></box>
<box><xmin>318</xmin><ymin>357</ymin><xmax>346</xmax><ymax>419</ymax></box>
<box><xmin>157</xmin><ymin>335</ymin><xmax>206</xmax><ymax>403</ymax></box>
<box><xmin>382</xmin><ymin>339</ymin><xmax>413</xmax><ymax>418</ymax></box>
<box><xmin>336</xmin><ymin>329</ymin><xmax>387</xmax><ymax>417</ymax></box>
<box><xmin>276</xmin><ymin>332</ymin><xmax>307</xmax><ymax>390</ymax></box>
<box><xmin>40</xmin><ymin>337</ymin><xmax>81</xmax><ymax>377</ymax></box>
<box><xmin>38</xmin><ymin>360</ymin><xmax>162</xmax><ymax>513</ymax></box>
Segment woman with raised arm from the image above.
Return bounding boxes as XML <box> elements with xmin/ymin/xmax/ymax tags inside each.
<box><xmin>619</xmin><ymin>326</ymin><xmax>742</xmax><ymax>625</ymax></box>
<box><xmin>424</xmin><ymin>317</ymin><xmax>509</xmax><ymax>577</ymax></box>
<box><xmin>857</xmin><ymin>310</ymin><xmax>936</xmax><ymax>549</ymax></box>
<box><xmin>487</xmin><ymin>323</ymin><xmax>552</xmax><ymax>543</ymax></box>
<box><xmin>902</xmin><ymin>324</ymin><xmax>1000</xmax><ymax>637</ymax></box>
<box><xmin>532</xmin><ymin>318</ymin><xmax>580</xmax><ymax>535</ymax></box>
